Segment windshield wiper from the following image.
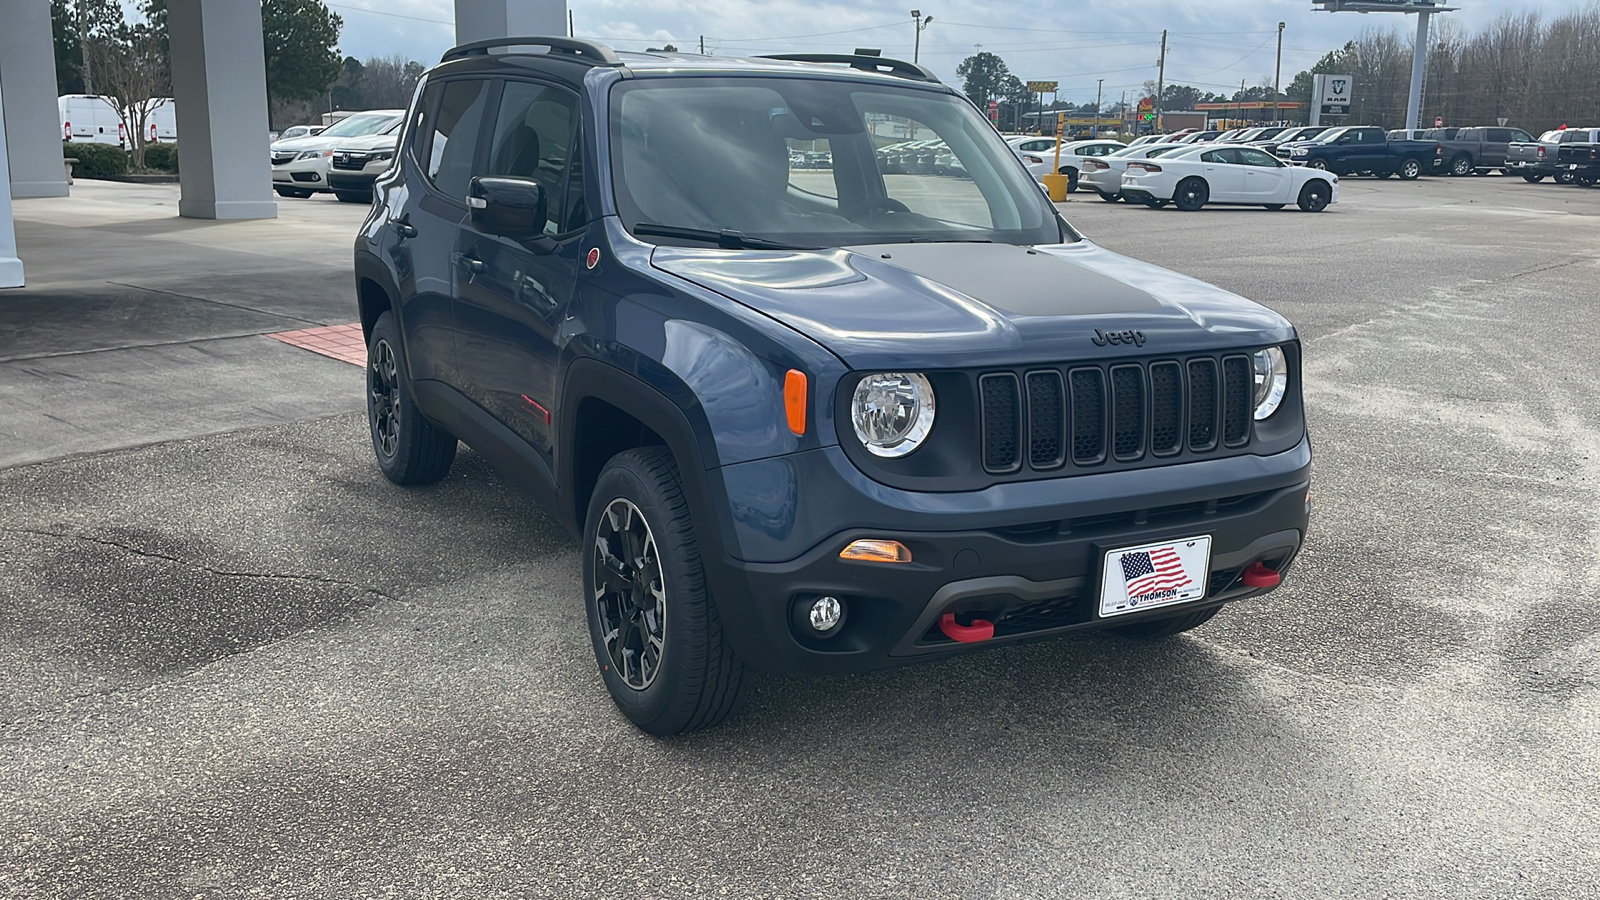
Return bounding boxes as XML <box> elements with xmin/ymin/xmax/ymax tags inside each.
<box><xmin>632</xmin><ymin>223</ymin><xmax>815</xmax><ymax>251</ymax></box>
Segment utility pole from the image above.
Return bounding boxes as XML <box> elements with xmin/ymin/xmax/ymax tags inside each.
<box><xmin>1273</xmin><ymin>21</ymin><xmax>1285</xmax><ymax>124</ymax></box>
<box><xmin>78</xmin><ymin>3</ymin><xmax>94</xmax><ymax>94</ymax></box>
<box><xmin>1095</xmin><ymin>79</ymin><xmax>1103</xmax><ymax>138</ymax></box>
<box><xmin>1155</xmin><ymin>29</ymin><xmax>1168</xmax><ymax>133</ymax></box>
<box><xmin>700</xmin><ymin>35</ymin><xmax>705</xmax><ymax>55</ymax></box>
<box><xmin>910</xmin><ymin>10</ymin><xmax>933</xmax><ymax>64</ymax></box>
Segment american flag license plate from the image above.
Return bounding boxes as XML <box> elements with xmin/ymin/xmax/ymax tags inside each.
<box><xmin>1098</xmin><ymin>536</ymin><xmax>1212</xmax><ymax>618</ymax></box>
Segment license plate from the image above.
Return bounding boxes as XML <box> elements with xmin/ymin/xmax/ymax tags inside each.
<box><xmin>1098</xmin><ymin>536</ymin><xmax>1212</xmax><ymax>618</ymax></box>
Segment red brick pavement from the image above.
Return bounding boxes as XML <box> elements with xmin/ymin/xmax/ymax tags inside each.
<box><xmin>266</xmin><ymin>323</ymin><xmax>367</xmax><ymax>366</ymax></box>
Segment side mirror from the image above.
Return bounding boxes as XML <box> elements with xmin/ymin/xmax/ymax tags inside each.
<box><xmin>309</xmin><ymin>126</ymin><xmax>325</xmax><ymax>135</ymax></box>
<box><xmin>469</xmin><ymin>176</ymin><xmax>548</xmax><ymax>243</ymax></box>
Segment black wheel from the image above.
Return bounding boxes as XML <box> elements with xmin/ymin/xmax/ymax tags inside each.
<box><xmin>1264</xmin><ymin>204</ymin><xmax>1286</xmax><ymax>210</ymax></box>
<box><xmin>1449</xmin><ymin>155</ymin><xmax>1473</xmax><ymax>177</ymax></box>
<box><xmin>1174</xmin><ymin>177</ymin><xmax>1208</xmax><ymax>211</ymax></box>
<box><xmin>1500</xmin><ymin>168</ymin><xmax>1512</xmax><ymax>176</ymax></box>
<box><xmin>1375</xmin><ymin>171</ymin><xmax>1393</xmax><ymax>179</ymax></box>
<box><xmin>1522</xmin><ymin>173</ymin><xmax>1546</xmax><ymax>183</ymax></box>
<box><xmin>1578</xmin><ymin>174</ymin><xmax>1598</xmax><ymax>187</ymax></box>
<box><xmin>1144</xmin><ymin>198</ymin><xmax>1169</xmax><ymax>209</ymax></box>
<box><xmin>1097</xmin><ymin>190</ymin><xmax>1120</xmax><ymax>203</ymax></box>
<box><xmin>1399</xmin><ymin>159</ymin><xmax>1422</xmax><ymax>180</ymax></box>
<box><xmin>274</xmin><ymin>187</ymin><xmax>313</xmax><ymax>199</ymax></box>
<box><xmin>1112</xmin><ymin>604</ymin><xmax>1223</xmax><ymax>639</ymax></box>
<box><xmin>584</xmin><ymin>447</ymin><xmax>749</xmax><ymax>735</ymax></box>
<box><xmin>1059</xmin><ymin>166</ymin><xmax>1079</xmax><ymax>192</ymax></box>
<box><xmin>1297</xmin><ymin>180</ymin><xmax>1332</xmax><ymax>212</ymax></box>
<box><xmin>1556</xmin><ymin>171</ymin><xmax>1576</xmax><ymax>185</ymax></box>
<box><xmin>335</xmin><ymin>190</ymin><xmax>371</xmax><ymax>204</ymax></box>
<box><xmin>366</xmin><ymin>312</ymin><xmax>457</xmax><ymax>485</ymax></box>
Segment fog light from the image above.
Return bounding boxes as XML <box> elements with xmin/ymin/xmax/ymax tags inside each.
<box><xmin>809</xmin><ymin>596</ymin><xmax>843</xmax><ymax>633</ymax></box>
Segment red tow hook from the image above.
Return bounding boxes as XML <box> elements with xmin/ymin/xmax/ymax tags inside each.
<box><xmin>1242</xmin><ymin>562</ymin><xmax>1282</xmax><ymax>589</ymax></box>
<box><xmin>939</xmin><ymin>613</ymin><xmax>995</xmax><ymax>643</ymax></box>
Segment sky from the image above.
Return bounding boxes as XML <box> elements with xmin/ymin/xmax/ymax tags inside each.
<box><xmin>324</xmin><ymin>0</ymin><xmax>1581</xmax><ymax>105</ymax></box>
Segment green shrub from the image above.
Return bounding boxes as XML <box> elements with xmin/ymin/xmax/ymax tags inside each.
<box><xmin>63</xmin><ymin>142</ymin><xmax>128</xmax><ymax>179</ymax></box>
<box><xmin>142</xmin><ymin>143</ymin><xmax>179</xmax><ymax>173</ymax></box>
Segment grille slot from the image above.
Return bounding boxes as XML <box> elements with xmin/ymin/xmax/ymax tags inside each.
<box><xmin>1109</xmin><ymin>365</ymin><xmax>1145</xmax><ymax>461</ymax></box>
<box><xmin>1222</xmin><ymin>355</ymin><xmax>1252</xmax><ymax>447</ymax></box>
<box><xmin>1187</xmin><ymin>359</ymin><xmax>1219</xmax><ymax>451</ymax></box>
<box><xmin>979</xmin><ymin>373</ymin><xmax>1023</xmax><ymax>473</ymax></box>
<box><xmin>1068</xmin><ymin>368</ymin><xmax>1106</xmax><ymax>465</ymax></box>
<box><xmin>1149</xmin><ymin>361</ymin><xmax>1183</xmax><ymax>456</ymax></box>
<box><xmin>1025</xmin><ymin>371</ymin><xmax>1066</xmax><ymax>470</ymax></box>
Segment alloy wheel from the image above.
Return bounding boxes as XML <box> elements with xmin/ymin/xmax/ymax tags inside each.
<box><xmin>593</xmin><ymin>498</ymin><xmax>667</xmax><ymax>691</ymax></box>
<box><xmin>368</xmin><ymin>339</ymin><xmax>400</xmax><ymax>458</ymax></box>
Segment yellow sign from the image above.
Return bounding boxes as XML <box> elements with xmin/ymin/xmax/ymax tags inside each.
<box><xmin>1027</xmin><ymin>81</ymin><xmax>1059</xmax><ymax>93</ymax></box>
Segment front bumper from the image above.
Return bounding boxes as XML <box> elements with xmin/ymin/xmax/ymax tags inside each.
<box><xmin>272</xmin><ymin>157</ymin><xmax>330</xmax><ymax>189</ymax></box>
<box><xmin>702</xmin><ymin>438</ymin><xmax>1313</xmax><ymax>675</ymax></box>
<box><xmin>328</xmin><ymin>157</ymin><xmax>392</xmax><ymax>192</ymax></box>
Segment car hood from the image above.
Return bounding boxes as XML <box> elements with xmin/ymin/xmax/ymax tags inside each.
<box><xmin>333</xmin><ymin>134</ymin><xmax>399</xmax><ymax>152</ymax></box>
<box><xmin>651</xmin><ymin>241</ymin><xmax>1294</xmax><ymax>370</ymax></box>
<box><xmin>270</xmin><ymin>134</ymin><xmax>341</xmax><ymax>153</ymax></box>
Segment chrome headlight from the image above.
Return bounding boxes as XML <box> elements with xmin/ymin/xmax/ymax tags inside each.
<box><xmin>296</xmin><ymin>149</ymin><xmax>327</xmax><ymax>161</ymax></box>
<box><xmin>1291</xmin><ymin>147</ymin><xmax>1309</xmax><ymax>156</ymax></box>
<box><xmin>1251</xmin><ymin>346</ymin><xmax>1289</xmax><ymax>420</ymax></box>
<box><xmin>851</xmin><ymin>373</ymin><xmax>936</xmax><ymax>458</ymax></box>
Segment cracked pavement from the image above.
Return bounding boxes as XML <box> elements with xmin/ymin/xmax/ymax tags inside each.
<box><xmin>1</xmin><ymin>177</ymin><xmax>1598</xmax><ymax>898</ymax></box>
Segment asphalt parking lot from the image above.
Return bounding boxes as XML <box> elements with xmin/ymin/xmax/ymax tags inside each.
<box><xmin>2</xmin><ymin>175</ymin><xmax>1598</xmax><ymax>898</ymax></box>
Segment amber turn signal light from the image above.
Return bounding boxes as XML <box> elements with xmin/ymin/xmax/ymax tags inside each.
<box><xmin>839</xmin><ymin>539</ymin><xmax>912</xmax><ymax>564</ymax></box>
<box><xmin>784</xmin><ymin>369</ymin><xmax>807</xmax><ymax>435</ymax></box>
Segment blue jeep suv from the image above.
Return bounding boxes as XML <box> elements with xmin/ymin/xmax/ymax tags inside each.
<box><xmin>354</xmin><ymin>38</ymin><xmax>1312</xmax><ymax>734</ymax></box>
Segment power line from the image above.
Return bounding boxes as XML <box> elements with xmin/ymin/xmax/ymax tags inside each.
<box><xmin>325</xmin><ymin>3</ymin><xmax>451</xmax><ymax>26</ymax></box>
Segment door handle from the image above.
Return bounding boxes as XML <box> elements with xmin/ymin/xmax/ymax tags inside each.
<box><xmin>393</xmin><ymin>221</ymin><xmax>417</xmax><ymax>239</ymax></box>
<box><xmin>452</xmin><ymin>252</ymin><xmax>485</xmax><ymax>274</ymax></box>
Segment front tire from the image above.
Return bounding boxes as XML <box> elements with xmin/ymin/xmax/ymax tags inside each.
<box><xmin>366</xmin><ymin>312</ymin><xmax>457</xmax><ymax>485</ymax></box>
<box><xmin>1307</xmin><ymin>159</ymin><xmax>1329</xmax><ymax>171</ymax></box>
<box><xmin>1144</xmin><ymin>198</ymin><xmax>1169</xmax><ymax>209</ymax></box>
<box><xmin>1174</xmin><ymin>177</ymin><xmax>1208</xmax><ymax>211</ymax></box>
<box><xmin>1097</xmin><ymin>190</ymin><xmax>1120</xmax><ymax>203</ymax></box>
<box><xmin>1264</xmin><ymin>204</ymin><xmax>1286</xmax><ymax>210</ymax></box>
<box><xmin>274</xmin><ymin>187</ymin><xmax>313</xmax><ymax>199</ymax></box>
<box><xmin>1399</xmin><ymin>159</ymin><xmax>1422</xmax><ymax>180</ymax></box>
<box><xmin>335</xmin><ymin>190</ymin><xmax>371</xmax><ymax>204</ymax></box>
<box><xmin>1297</xmin><ymin>180</ymin><xmax>1332</xmax><ymax>212</ymax></box>
<box><xmin>584</xmin><ymin>448</ymin><xmax>749</xmax><ymax>735</ymax></box>
<box><xmin>1556</xmin><ymin>171</ymin><xmax>1576</xmax><ymax>184</ymax></box>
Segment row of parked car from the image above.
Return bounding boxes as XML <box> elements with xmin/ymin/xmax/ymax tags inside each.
<box><xmin>267</xmin><ymin>109</ymin><xmax>405</xmax><ymax>203</ymax></box>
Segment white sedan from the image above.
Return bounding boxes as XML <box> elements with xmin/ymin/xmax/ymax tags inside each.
<box><xmin>1079</xmin><ymin>143</ymin><xmax>1197</xmax><ymax>202</ymax></box>
<box><xmin>1119</xmin><ymin>143</ymin><xmax>1340</xmax><ymax>212</ymax></box>
<box><xmin>1007</xmin><ymin>137</ymin><xmax>1126</xmax><ymax>190</ymax></box>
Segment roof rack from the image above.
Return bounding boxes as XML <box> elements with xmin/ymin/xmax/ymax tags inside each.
<box><xmin>441</xmin><ymin>36</ymin><xmax>622</xmax><ymax>66</ymax></box>
<box><xmin>757</xmin><ymin>53</ymin><xmax>939</xmax><ymax>83</ymax></box>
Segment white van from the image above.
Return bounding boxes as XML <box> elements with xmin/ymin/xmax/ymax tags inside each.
<box><xmin>59</xmin><ymin>95</ymin><xmax>178</xmax><ymax>146</ymax></box>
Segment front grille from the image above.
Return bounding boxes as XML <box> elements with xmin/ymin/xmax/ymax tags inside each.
<box><xmin>271</xmin><ymin>152</ymin><xmax>296</xmax><ymax>165</ymax></box>
<box><xmin>331</xmin><ymin>153</ymin><xmax>368</xmax><ymax>170</ymax></box>
<box><xmin>979</xmin><ymin>354</ymin><xmax>1256</xmax><ymax>477</ymax></box>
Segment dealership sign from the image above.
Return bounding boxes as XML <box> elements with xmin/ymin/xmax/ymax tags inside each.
<box><xmin>1314</xmin><ymin>74</ymin><xmax>1353</xmax><ymax>114</ymax></box>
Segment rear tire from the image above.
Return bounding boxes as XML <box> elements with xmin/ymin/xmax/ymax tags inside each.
<box><xmin>584</xmin><ymin>448</ymin><xmax>749</xmax><ymax>735</ymax></box>
<box><xmin>1556</xmin><ymin>171</ymin><xmax>1576</xmax><ymax>184</ymax></box>
<box><xmin>366</xmin><ymin>312</ymin><xmax>457</xmax><ymax>485</ymax></box>
<box><xmin>1112</xmin><ymin>604</ymin><xmax>1223</xmax><ymax>639</ymax></box>
<box><xmin>1375</xmin><ymin>171</ymin><xmax>1393</xmax><ymax>179</ymax></box>
<box><xmin>1174</xmin><ymin>177</ymin><xmax>1208</xmax><ymax>211</ymax></box>
<box><xmin>1060</xmin><ymin>167</ymin><xmax>1079</xmax><ymax>192</ymax></box>
<box><xmin>1297</xmin><ymin>180</ymin><xmax>1332</xmax><ymax>212</ymax></box>
<box><xmin>1522</xmin><ymin>173</ymin><xmax>1546</xmax><ymax>183</ymax></box>
<box><xmin>1144</xmin><ymin>198</ymin><xmax>1169</xmax><ymax>209</ymax></box>
<box><xmin>1399</xmin><ymin>159</ymin><xmax>1422</xmax><ymax>180</ymax></box>
<box><xmin>1449</xmin><ymin>155</ymin><xmax>1473</xmax><ymax>177</ymax></box>
<box><xmin>274</xmin><ymin>187</ymin><xmax>313</xmax><ymax>199</ymax></box>
<box><xmin>1098</xmin><ymin>191</ymin><xmax>1120</xmax><ymax>203</ymax></box>
<box><xmin>1264</xmin><ymin>204</ymin><xmax>1286</xmax><ymax>210</ymax></box>
<box><xmin>335</xmin><ymin>190</ymin><xmax>371</xmax><ymax>204</ymax></box>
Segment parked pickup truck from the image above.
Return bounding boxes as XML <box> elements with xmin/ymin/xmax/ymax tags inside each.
<box><xmin>1554</xmin><ymin>127</ymin><xmax>1600</xmax><ymax>185</ymax></box>
<box><xmin>1426</xmin><ymin>126</ymin><xmax>1536</xmax><ymax>176</ymax></box>
<box><xmin>1507</xmin><ymin>129</ymin><xmax>1568</xmax><ymax>182</ymax></box>
<box><xmin>1276</xmin><ymin>125</ymin><xmax>1439</xmax><ymax>179</ymax></box>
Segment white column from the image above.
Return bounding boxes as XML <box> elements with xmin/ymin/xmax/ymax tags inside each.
<box><xmin>0</xmin><ymin>85</ymin><xmax>25</xmax><ymax>288</ymax></box>
<box><xmin>1405</xmin><ymin>12</ymin><xmax>1431</xmax><ymax>134</ymax></box>
<box><xmin>455</xmin><ymin>0</ymin><xmax>568</xmax><ymax>46</ymax></box>
<box><xmin>0</xmin><ymin>0</ymin><xmax>71</xmax><ymax>199</ymax></box>
<box><xmin>167</xmin><ymin>0</ymin><xmax>276</xmax><ymax>219</ymax></box>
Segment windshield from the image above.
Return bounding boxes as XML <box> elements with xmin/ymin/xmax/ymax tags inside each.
<box><xmin>609</xmin><ymin>77</ymin><xmax>1064</xmax><ymax>248</ymax></box>
<box><xmin>319</xmin><ymin>112</ymin><xmax>400</xmax><ymax>139</ymax></box>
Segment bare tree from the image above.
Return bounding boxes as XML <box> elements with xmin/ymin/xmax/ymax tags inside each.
<box><xmin>83</xmin><ymin>22</ymin><xmax>170</xmax><ymax>170</ymax></box>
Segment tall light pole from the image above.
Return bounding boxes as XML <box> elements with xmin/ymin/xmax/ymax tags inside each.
<box><xmin>1095</xmin><ymin>79</ymin><xmax>1103</xmax><ymax>137</ymax></box>
<box><xmin>910</xmin><ymin>10</ymin><xmax>933</xmax><ymax>64</ymax></box>
<box><xmin>1274</xmin><ymin>22</ymin><xmax>1285</xmax><ymax>124</ymax></box>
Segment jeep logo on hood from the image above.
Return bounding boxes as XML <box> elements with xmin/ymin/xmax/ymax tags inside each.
<box><xmin>1091</xmin><ymin>328</ymin><xmax>1147</xmax><ymax>347</ymax></box>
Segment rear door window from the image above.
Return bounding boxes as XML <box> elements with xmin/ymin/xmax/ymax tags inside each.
<box><xmin>422</xmin><ymin>79</ymin><xmax>493</xmax><ymax>200</ymax></box>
